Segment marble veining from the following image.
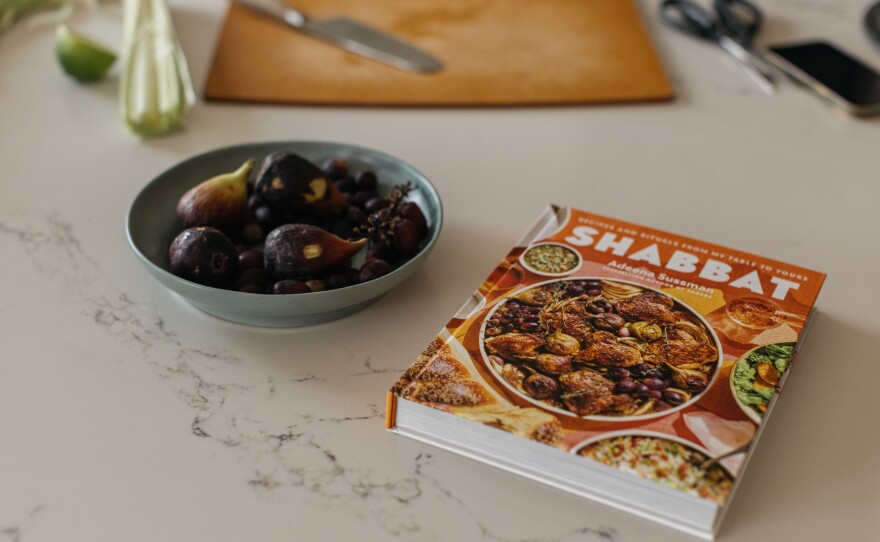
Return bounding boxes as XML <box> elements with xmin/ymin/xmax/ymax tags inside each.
<box><xmin>0</xmin><ymin>212</ymin><xmax>618</xmax><ymax>541</ymax></box>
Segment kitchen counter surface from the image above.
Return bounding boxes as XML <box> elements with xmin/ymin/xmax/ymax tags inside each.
<box><xmin>1</xmin><ymin>1</ymin><xmax>878</xmax><ymax>541</ymax></box>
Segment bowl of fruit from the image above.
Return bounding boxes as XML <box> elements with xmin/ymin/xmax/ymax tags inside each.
<box><xmin>126</xmin><ymin>141</ymin><xmax>442</xmax><ymax>327</ymax></box>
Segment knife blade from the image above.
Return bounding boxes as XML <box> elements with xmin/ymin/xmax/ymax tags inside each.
<box><xmin>236</xmin><ymin>0</ymin><xmax>443</xmax><ymax>73</ymax></box>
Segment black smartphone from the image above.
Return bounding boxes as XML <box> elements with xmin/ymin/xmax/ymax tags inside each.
<box><xmin>765</xmin><ymin>40</ymin><xmax>880</xmax><ymax>116</ymax></box>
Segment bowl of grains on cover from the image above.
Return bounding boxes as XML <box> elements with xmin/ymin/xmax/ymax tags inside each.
<box><xmin>479</xmin><ymin>278</ymin><xmax>722</xmax><ymax>421</ymax></box>
<box><xmin>572</xmin><ymin>431</ymin><xmax>734</xmax><ymax>504</ymax></box>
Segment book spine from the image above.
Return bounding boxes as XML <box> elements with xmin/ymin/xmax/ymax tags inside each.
<box><xmin>385</xmin><ymin>391</ymin><xmax>398</xmax><ymax>429</ymax></box>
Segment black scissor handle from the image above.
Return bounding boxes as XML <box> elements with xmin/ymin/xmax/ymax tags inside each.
<box><xmin>713</xmin><ymin>0</ymin><xmax>763</xmax><ymax>45</ymax></box>
<box><xmin>660</xmin><ymin>0</ymin><xmax>721</xmax><ymax>41</ymax></box>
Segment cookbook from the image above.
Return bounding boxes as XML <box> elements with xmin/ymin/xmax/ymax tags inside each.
<box><xmin>385</xmin><ymin>205</ymin><xmax>825</xmax><ymax>539</ymax></box>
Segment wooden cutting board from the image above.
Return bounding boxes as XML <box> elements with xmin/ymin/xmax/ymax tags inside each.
<box><xmin>204</xmin><ymin>0</ymin><xmax>674</xmax><ymax>106</ymax></box>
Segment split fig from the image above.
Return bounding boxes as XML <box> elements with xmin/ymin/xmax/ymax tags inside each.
<box><xmin>254</xmin><ymin>152</ymin><xmax>346</xmax><ymax>216</ymax></box>
<box><xmin>264</xmin><ymin>224</ymin><xmax>367</xmax><ymax>281</ymax></box>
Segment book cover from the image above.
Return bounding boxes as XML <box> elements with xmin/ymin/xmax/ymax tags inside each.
<box><xmin>386</xmin><ymin>205</ymin><xmax>825</xmax><ymax>537</ymax></box>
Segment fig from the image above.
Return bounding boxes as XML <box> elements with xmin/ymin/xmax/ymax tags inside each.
<box><xmin>176</xmin><ymin>159</ymin><xmax>253</xmax><ymax>233</ymax></box>
<box><xmin>264</xmin><ymin>224</ymin><xmax>367</xmax><ymax>281</ymax></box>
<box><xmin>254</xmin><ymin>152</ymin><xmax>346</xmax><ymax>216</ymax></box>
<box><xmin>169</xmin><ymin>227</ymin><xmax>239</xmax><ymax>288</ymax></box>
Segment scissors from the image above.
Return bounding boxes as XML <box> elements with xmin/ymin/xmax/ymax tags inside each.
<box><xmin>660</xmin><ymin>0</ymin><xmax>776</xmax><ymax>94</ymax></box>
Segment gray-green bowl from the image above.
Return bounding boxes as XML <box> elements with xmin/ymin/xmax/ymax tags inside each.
<box><xmin>126</xmin><ymin>141</ymin><xmax>443</xmax><ymax>327</ymax></box>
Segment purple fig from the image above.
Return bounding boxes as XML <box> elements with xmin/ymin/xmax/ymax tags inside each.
<box><xmin>169</xmin><ymin>227</ymin><xmax>239</xmax><ymax>288</ymax></box>
<box><xmin>264</xmin><ymin>224</ymin><xmax>367</xmax><ymax>281</ymax></box>
<box><xmin>254</xmin><ymin>152</ymin><xmax>346</xmax><ymax>216</ymax></box>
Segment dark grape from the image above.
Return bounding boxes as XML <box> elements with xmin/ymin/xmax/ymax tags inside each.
<box><xmin>322</xmin><ymin>157</ymin><xmax>348</xmax><ymax>180</ymax></box>
<box><xmin>367</xmin><ymin>243</ymin><xmax>396</xmax><ymax>262</ymax></box>
<box><xmin>241</xmin><ymin>221</ymin><xmax>263</xmax><ymax>245</ymax></box>
<box><xmin>334</xmin><ymin>177</ymin><xmax>356</xmax><ymax>194</ymax></box>
<box><xmin>398</xmin><ymin>202</ymin><xmax>428</xmax><ymax>237</ymax></box>
<box><xmin>646</xmin><ymin>390</ymin><xmax>663</xmax><ymax>400</ymax></box>
<box><xmin>365</xmin><ymin>197</ymin><xmax>390</xmax><ymax>213</ymax></box>
<box><xmin>655</xmin><ymin>401</ymin><xmax>672</xmax><ymax>411</ymax></box>
<box><xmin>345</xmin><ymin>206</ymin><xmax>367</xmax><ymax>226</ymax></box>
<box><xmin>271</xmin><ymin>280</ymin><xmax>309</xmax><ymax>294</ymax></box>
<box><xmin>616</xmin><ymin>379</ymin><xmax>636</xmax><ymax>392</ymax></box>
<box><xmin>238</xmin><ymin>284</ymin><xmax>261</xmax><ymax>294</ymax></box>
<box><xmin>609</xmin><ymin>367</ymin><xmax>630</xmax><ymax>380</ymax></box>
<box><xmin>236</xmin><ymin>268</ymin><xmax>268</xmax><ymax>289</ymax></box>
<box><xmin>663</xmin><ymin>391</ymin><xmax>685</xmax><ymax>405</ymax></box>
<box><xmin>247</xmin><ymin>194</ymin><xmax>264</xmax><ymax>213</ymax></box>
<box><xmin>643</xmin><ymin>378</ymin><xmax>666</xmax><ymax>390</ymax></box>
<box><xmin>254</xmin><ymin>206</ymin><xmax>279</xmax><ymax>229</ymax></box>
<box><xmin>635</xmin><ymin>383</ymin><xmax>650</xmax><ymax>396</ymax></box>
<box><xmin>238</xmin><ymin>249</ymin><xmax>263</xmax><ymax>270</ymax></box>
<box><xmin>352</xmin><ymin>190</ymin><xmax>373</xmax><ymax>208</ymax></box>
<box><xmin>392</xmin><ymin>218</ymin><xmax>420</xmax><ymax>256</ymax></box>
<box><xmin>359</xmin><ymin>258</ymin><xmax>392</xmax><ymax>282</ymax></box>
<box><xmin>520</xmin><ymin>321</ymin><xmax>540</xmax><ymax>331</ymax></box>
<box><xmin>325</xmin><ymin>274</ymin><xmax>348</xmax><ymax>290</ymax></box>
<box><xmin>355</xmin><ymin>170</ymin><xmax>378</xmax><ymax>191</ymax></box>
<box><xmin>586</xmin><ymin>289</ymin><xmax>601</xmax><ymax>296</ymax></box>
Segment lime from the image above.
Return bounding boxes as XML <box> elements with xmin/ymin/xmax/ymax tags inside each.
<box><xmin>55</xmin><ymin>24</ymin><xmax>117</xmax><ymax>82</ymax></box>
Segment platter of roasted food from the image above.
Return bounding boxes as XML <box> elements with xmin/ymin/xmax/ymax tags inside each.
<box><xmin>572</xmin><ymin>431</ymin><xmax>734</xmax><ymax>504</ymax></box>
<box><xmin>127</xmin><ymin>141</ymin><xmax>442</xmax><ymax>327</ymax></box>
<box><xmin>480</xmin><ymin>278</ymin><xmax>722</xmax><ymax>420</ymax></box>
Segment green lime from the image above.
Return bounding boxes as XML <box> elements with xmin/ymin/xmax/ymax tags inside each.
<box><xmin>55</xmin><ymin>24</ymin><xmax>117</xmax><ymax>82</ymax></box>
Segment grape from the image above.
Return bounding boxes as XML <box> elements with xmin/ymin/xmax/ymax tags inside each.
<box><xmin>359</xmin><ymin>258</ymin><xmax>392</xmax><ymax>282</ymax></box>
<box><xmin>345</xmin><ymin>206</ymin><xmax>367</xmax><ymax>226</ymax></box>
<box><xmin>238</xmin><ymin>249</ymin><xmax>263</xmax><ymax>270</ymax></box>
<box><xmin>334</xmin><ymin>177</ymin><xmax>356</xmax><ymax>194</ymax></box>
<box><xmin>646</xmin><ymin>390</ymin><xmax>663</xmax><ymax>400</ymax></box>
<box><xmin>520</xmin><ymin>322</ymin><xmax>540</xmax><ymax>331</ymax></box>
<box><xmin>392</xmin><ymin>218</ymin><xmax>420</xmax><ymax>256</ymax></box>
<box><xmin>644</xmin><ymin>378</ymin><xmax>666</xmax><ymax>390</ymax></box>
<box><xmin>247</xmin><ymin>194</ymin><xmax>264</xmax><ymax>213</ymax></box>
<box><xmin>655</xmin><ymin>401</ymin><xmax>671</xmax><ymax>411</ymax></box>
<box><xmin>355</xmin><ymin>170</ymin><xmax>378</xmax><ymax>191</ymax></box>
<box><xmin>241</xmin><ymin>221</ymin><xmax>263</xmax><ymax>245</ymax></box>
<box><xmin>271</xmin><ymin>280</ymin><xmax>309</xmax><ymax>294</ymax></box>
<box><xmin>367</xmin><ymin>243</ymin><xmax>396</xmax><ymax>262</ymax></box>
<box><xmin>365</xmin><ymin>197</ymin><xmax>390</xmax><ymax>213</ymax></box>
<box><xmin>325</xmin><ymin>274</ymin><xmax>348</xmax><ymax>290</ymax></box>
<box><xmin>235</xmin><ymin>268</ymin><xmax>268</xmax><ymax>290</ymax></box>
<box><xmin>635</xmin><ymin>383</ymin><xmax>650</xmax><ymax>396</ymax></box>
<box><xmin>238</xmin><ymin>284</ymin><xmax>261</xmax><ymax>294</ymax></box>
<box><xmin>663</xmin><ymin>391</ymin><xmax>686</xmax><ymax>405</ymax></box>
<box><xmin>321</xmin><ymin>157</ymin><xmax>348</xmax><ymax>180</ymax></box>
<box><xmin>609</xmin><ymin>367</ymin><xmax>630</xmax><ymax>380</ymax></box>
<box><xmin>352</xmin><ymin>191</ymin><xmax>373</xmax><ymax>209</ymax></box>
<box><xmin>398</xmin><ymin>202</ymin><xmax>428</xmax><ymax>237</ymax></box>
<box><xmin>616</xmin><ymin>379</ymin><xmax>636</xmax><ymax>392</ymax></box>
<box><xmin>586</xmin><ymin>289</ymin><xmax>601</xmax><ymax>296</ymax></box>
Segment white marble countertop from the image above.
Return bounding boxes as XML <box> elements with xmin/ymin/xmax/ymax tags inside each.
<box><xmin>1</xmin><ymin>1</ymin><xmax>878</xmax><ymax>540</ymax></box>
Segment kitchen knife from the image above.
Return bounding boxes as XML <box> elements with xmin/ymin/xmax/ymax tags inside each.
<box><xmin>235</xmin><ymin>0</ymin><xmax>443</xmax><ymax>73</ymax></box>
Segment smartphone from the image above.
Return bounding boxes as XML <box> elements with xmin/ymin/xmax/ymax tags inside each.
<box><xmin>765</xmin><ymin>40</ymin><xmax>880</xmax><ymax>117</ymax></box>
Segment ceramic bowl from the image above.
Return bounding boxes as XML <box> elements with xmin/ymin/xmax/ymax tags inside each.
<box><xmin>126</xmin><ymin>141</ymin><xmax>442</xmax><ymax>327</ymax></box>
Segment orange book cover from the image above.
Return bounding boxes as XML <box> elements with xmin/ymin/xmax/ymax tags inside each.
<box><xmin>387</xmin><ymin>205</ymin><xmax>825</xmax><ymax>526</ymax></box>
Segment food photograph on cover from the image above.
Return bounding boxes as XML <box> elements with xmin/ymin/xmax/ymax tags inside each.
<box><xmin>388</xmin><ymin>206</ymin><xmax>825</xmax><ymax>537</ymax></box>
